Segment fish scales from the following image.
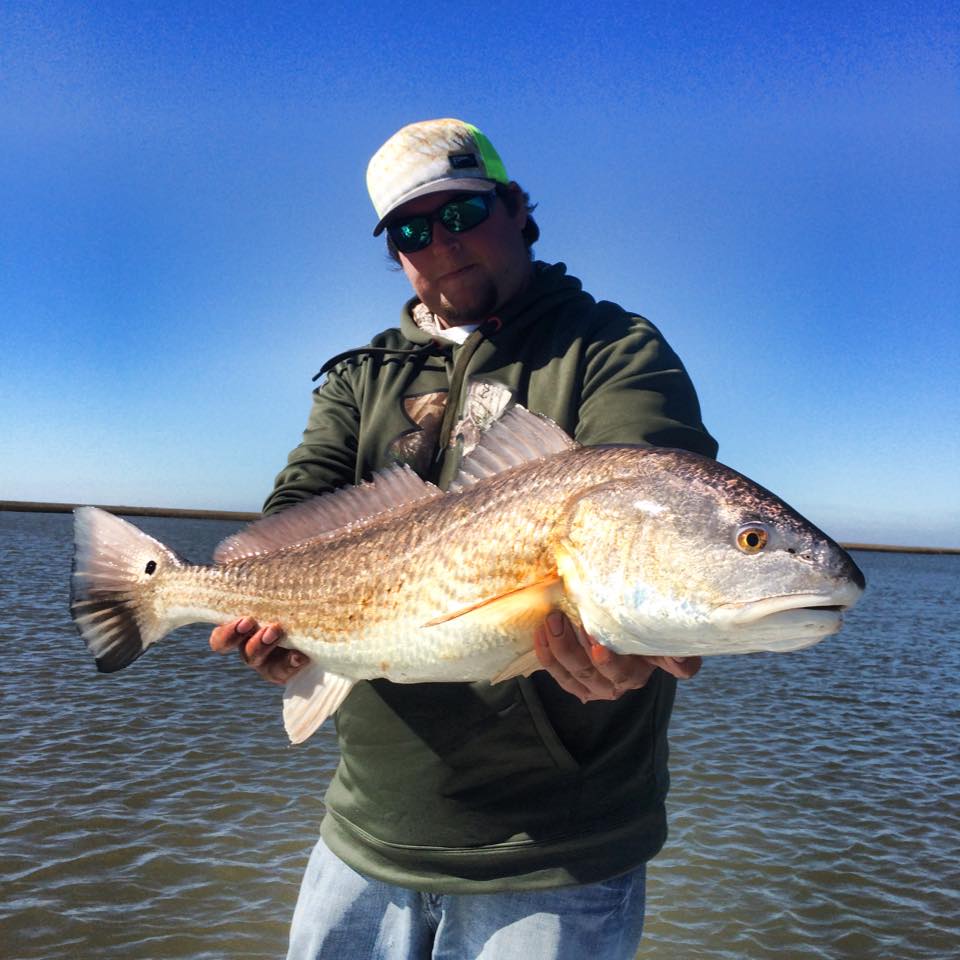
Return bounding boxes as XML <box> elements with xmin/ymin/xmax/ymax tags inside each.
<box><xmin>155</xmin><ymin>446</ymin><xmax>643</xmax><ymax>669</ymax></box>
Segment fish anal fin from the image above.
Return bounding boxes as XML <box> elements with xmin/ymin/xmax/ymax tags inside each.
<box><xmin>282</xmin><ymin>662</ymin><xmax>355</xmax><ymax>744</ymax></box>
<box><xmin>490</xmin><ymin>649</ymin><xmax>542</xmax><ymax>684</ymax></box>
<box><xmin>423</xmin><ymin>575</ymin><xmax>563</xmax><ymax>629</ymax></box>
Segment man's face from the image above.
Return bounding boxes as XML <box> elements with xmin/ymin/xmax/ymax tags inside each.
<box><xmin>393</xmin><ymin>186</ymin><xmax>532</xmax><ymax>325</ymax></box>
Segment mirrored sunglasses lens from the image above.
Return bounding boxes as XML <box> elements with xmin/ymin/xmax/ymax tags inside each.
<box><xmin>390</xmin><ymin>218</ymin><xmax>431</xmax><ymax>252</ymax></box>
<box><xmin>441</xmin><ymin>195</ymin><xmax>491</xmax><ymax>234</ymax></box>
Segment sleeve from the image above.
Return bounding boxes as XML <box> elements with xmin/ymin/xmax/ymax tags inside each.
<box><xmin>575</xmin><ymin>306</ymin><xmax>718</xmax><ymax>458</ymax></box>
<box><xmin>262</xmin><ymin>366</ymin><xmax>362</xmax><ymax>516</ymax></box>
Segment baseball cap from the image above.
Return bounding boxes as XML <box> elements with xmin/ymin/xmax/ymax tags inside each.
<box><xmin>367</xmin><ymin>118</ymin><xmax>511</xmax><ymax>236</ymax></box>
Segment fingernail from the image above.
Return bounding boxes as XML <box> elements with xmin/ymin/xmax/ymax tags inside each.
<box><xmin>546</xmin><ymin>612</ymin><xmax>565</xmax><ymax>636</ymax></box>
<box><xmin>236</xmin><ymin>618</ymin><xmax>254</xmax><ymax>634</ymax></box>
<box><xmin>589</xmin><ymin>643</ymin><xmax>612</xmax><ymax>665</ymax></box>
<box><xmin>263</xmin><ymin>627</ymin><xmax>279</xmax><ymax>645</ymax></box>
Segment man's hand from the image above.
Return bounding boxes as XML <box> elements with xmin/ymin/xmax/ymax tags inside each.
<box><xmin>533</xmin><ymin>610</ymin><xmax>701</xmax><ymax>702</ymax></box>
<box><xmin>209</xmin><ymin>617</ymin><xmax>309</xmax><ymax>685</ymax></box>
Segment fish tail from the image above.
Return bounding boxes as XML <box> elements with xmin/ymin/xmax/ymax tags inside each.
<box><xmin>71</xmin><ymin>507</ymin><xmax>185</xmax><ymax>672</ymax></box>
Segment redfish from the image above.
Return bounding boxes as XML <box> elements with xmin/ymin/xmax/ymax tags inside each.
<box><xmin>71</xmin><ymin>407</ymin><xmax>864</xmax><ymax>743</ymax></box>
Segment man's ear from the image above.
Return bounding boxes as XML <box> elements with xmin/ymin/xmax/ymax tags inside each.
<box><xmin>504</xmin><ymin>181</ymin><xmax>528</xmax><ymax>231</ymax></box>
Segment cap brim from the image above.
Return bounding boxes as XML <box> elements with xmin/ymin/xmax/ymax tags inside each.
<box><xmin>373</xmin><ymin>178</ymin><xmax>498</xmax><ymax>235</ymax></box>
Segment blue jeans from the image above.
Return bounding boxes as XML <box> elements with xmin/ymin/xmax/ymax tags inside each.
<box><xmin>286</xmin><ymin>838</ymin><xmax>646</xmax><ymax>960</ymax></box>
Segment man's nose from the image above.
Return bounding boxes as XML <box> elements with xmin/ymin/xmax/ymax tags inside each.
<box><xmin>434</xmin><ymin>224</ymin><xmax>461</xmax><ymax>249</ymax></box>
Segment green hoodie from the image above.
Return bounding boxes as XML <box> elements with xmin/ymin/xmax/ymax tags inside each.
<box><xmin>265</xmin><ymin>262</ymin><xmax>717</xmax><ymax>893</ymax></box>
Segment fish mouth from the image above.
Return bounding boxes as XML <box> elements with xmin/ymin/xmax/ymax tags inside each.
<box><xmin>711</xmin><ymin>581</ymin><xmax>863</xmax><ymax>639</ymax></box>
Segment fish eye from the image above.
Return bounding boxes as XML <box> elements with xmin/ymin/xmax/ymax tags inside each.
<box><xmin>736</xmin><ymin>525</ymin><xmax>768</xmax><ymax>554</ymax></box>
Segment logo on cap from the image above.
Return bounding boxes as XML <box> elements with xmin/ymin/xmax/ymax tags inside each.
<box><xmin>449</xmin><ymin>153</ymin><xmax>479</xmax><ymax>170</ymax></box>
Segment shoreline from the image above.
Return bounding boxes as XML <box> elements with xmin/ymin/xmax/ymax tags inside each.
<box><xmin>2</xmin><ymin>499</ymin><xmax>957</xmax><ymax>556</ymax></box>
<box><xmin>0</xmin><ymin>499</ymin><xmax>259</xmax><ymax>523</ymax></box>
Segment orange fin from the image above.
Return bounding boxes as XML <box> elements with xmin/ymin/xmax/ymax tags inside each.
<box><xmin>490</xmin><ymin>649</ymin><xmax>542</xmax><ymax>684</ymax></box>
<box><xmin>423</xmin><ymin>575</ymin><xmax>563</xmax><ymax>628</ymax></box>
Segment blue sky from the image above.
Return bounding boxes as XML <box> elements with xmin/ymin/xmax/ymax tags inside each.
<box><xmin>1</xmin><ymin>1</ymin><xmax>957</xmax><ymax>547</ymax></box>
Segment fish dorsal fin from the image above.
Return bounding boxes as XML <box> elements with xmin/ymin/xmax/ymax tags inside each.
<box><xmin>449</xmin><ymin>405</ymin><xmax>578</xmax><ymax>492</ymax></box>
<box><xmin>214</xmin><ymin>465</ymin><xmax>442</xmax><ymax>563</ymax></box>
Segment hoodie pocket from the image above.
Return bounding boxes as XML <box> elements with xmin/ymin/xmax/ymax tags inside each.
<box><xmin>517</xmin><ymin>677</ymin><xmax>580</xmax><ymax>773</ymax></box>
<box><xmin>328</xmin><ymin>679</ymin><xmax>585</xmax><ymax>849</ymax></box>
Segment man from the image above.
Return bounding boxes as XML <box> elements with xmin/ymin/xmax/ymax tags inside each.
<box><xmin>211</xmin><ymin>118</ymin><xmax>717</xmax><ymax>960</ymax></box>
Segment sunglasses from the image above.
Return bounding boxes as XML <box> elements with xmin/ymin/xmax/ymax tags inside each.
<box><xmin>386</xmin><ymin>191</ymin><xmax>496</xmax><ymax>254</ymax></box>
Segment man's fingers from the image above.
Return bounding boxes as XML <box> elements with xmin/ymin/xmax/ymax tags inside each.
<box><xmin>258</xmin><ymin>648</ymin><xmax>310</xmax><ymax>686</ymax></box>
<box><xmin>535</xmin><ymin>613</ymin><xmax>617</xmax><ymax>702</ymax></box>
<box><xmin>209</xmin><ymin>619</ymin><xmax>309</xmax><ymax>685</ymax></box>
<box><xmin>587</xmin><ymin>641</ymin><xmax>656</xmax><ymax>693</ymax></box>
<box><xmin>239</xmin><ymin>623</ymin><xmax>310</xmax><ymax>685</ymax></box>
<box><xmin>534</xmin><ymin>609</ymin><xmax>707</xmax><ymax>701</ymax></box>
<box><xmin>244</xmin><ymin>624</ymin><xmax>284</xmax><ymax>667</ymax></box>
<box><xmin>209</xmin><ymin>618</ymin><xmax>253</xmax><ymax>653</ymax></box>
<box><xmin>540</xmin><ymin>612</ymin><xmax>591</xmax><ymax>671</ymax></box>
<box><xmin>642</xmin><ymin>655</ymin><xmax>703</xmax><ymax>680</ymax></box>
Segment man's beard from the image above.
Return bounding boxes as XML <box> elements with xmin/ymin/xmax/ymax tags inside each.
<box><xmin>437</xmin><ymin>277</ymin><xmax>499</xmax><ymax>325</ymax></box>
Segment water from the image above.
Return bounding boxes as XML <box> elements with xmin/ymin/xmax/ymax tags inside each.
<box><xmin>1</xmin><ymin>512</ymin><xmax>957</xmax><ymax>959</ymax></box>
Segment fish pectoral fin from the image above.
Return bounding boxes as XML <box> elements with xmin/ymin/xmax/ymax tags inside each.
<box><xmin>489</xmin><ymin>649</ymin><xmax>542</xmax><ymax>684</ymax></box>
<box><xmin>282</xmin><ymin>662</ymin><xmax>355</xmax><ymax>745</ymax></box>
<box><xmin>422</xmin><ymin>575</ymin><xmax>564</xmax><ymax>628</ymax></box>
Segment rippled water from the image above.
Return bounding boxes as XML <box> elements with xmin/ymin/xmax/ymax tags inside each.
<box><xmin>644</xmin><ymin>547</ymin><xmax>960</xmax><ymax>959</ymax></box>
<box><xmin>1</xmin><ymin>511</ymin><xmax>957</xmax><ymax>959</ymax></box>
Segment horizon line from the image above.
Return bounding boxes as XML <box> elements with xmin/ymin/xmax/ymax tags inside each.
<box><xmin>2</xmin><ymin>499</ymin><xmax>958</xmax><ymax>556</ymax></box>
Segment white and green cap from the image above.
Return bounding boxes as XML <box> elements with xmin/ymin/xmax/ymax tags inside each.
<box><xmin>367</xmin><ymin>118</ymin><xmax>511</xmax><ymax>235</ymax></box>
